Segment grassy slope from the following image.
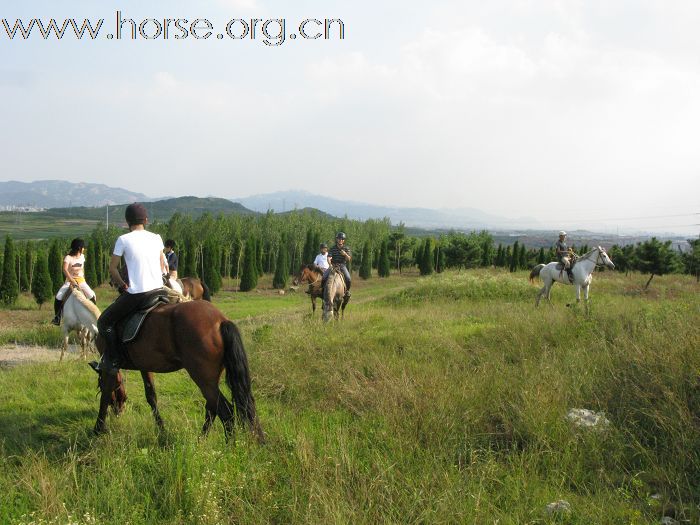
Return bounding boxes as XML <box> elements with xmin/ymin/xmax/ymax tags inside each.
<box><xmin>0</xmin><ymin>270</ymin><xmax>699</xmax><ymax>524</ymax></box>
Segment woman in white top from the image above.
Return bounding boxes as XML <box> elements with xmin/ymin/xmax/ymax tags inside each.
<box><xmin>52</xmin><ymin>238</ymin><xmax>97</xmax><ymax>325</ymax></box>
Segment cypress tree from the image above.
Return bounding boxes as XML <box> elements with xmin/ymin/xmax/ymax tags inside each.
<box><xmin>537</xmin><ymin>247</ymin><xmax>546</xmax><ymax>264</ymax></box>
<box><xmin>202</xmin><ymin>242</ymin><xmax>222</xmax><ymax>294</ymax></box>
<box><xmin>1</xmin><ymin>236</ymin><xmax>19</xmax><ymax>305</ymax></box>
<box><xmin>378</xmin><ymin>240</ymin><xmax>390</xmax><ymax>277</ymax></box>
<box><xmin>437</xmin><ymin>245</ymin><xmax>446</xmax><ymax>273</ymax></box>
<box><xmin>273</xmin><ymin>237</ymin><xmax>289</xmax><ymax>289</ymax></box>
<box><xmin>18</xmin><ymin>243</ymin><xmax>30</xmax><ymax>292</ymax></box>
<box><xmin>94</xmin><ymin>239</ymin><xmax>104</xmax><ymax>285</ymax></box>
<box><xmin>518</xmin><ymin>243</ymin><xmax>527</xmax><ymax>269</ymax></box>
<box><xmin>85</xmin><ymin>242</ymin><xmax>98</xmax><ymax>288</ymax></box>
<box><xmin>359</xmin><ymin>244</ymin><xmax>372</xmax><ymax>279</ymax></box>
<box><xmin>255</xmin><ymin>237</ymin><xmax>264</xmax><ymax>277</ymax></box>
<box><xmin>25</xmin><ymin>241</ymin><xmax>34</xmax><ymax>292</ymax></box>
<box><xmin>239</xmin><ymin>237</ymin><xmax>259</xmax><ymax>292</ymax></box>
<box><xmin>495</xmin><ymin>244</ymin><xmax>504</xmax><ymax>267</ymax></box>
<box><xmin>312</xmin><ymin>232</ymin><xmax>321</xmax><ymax>258</ymax></box>
<box><xmin>421</xmin><ymin>238</ymin><xmax>434</xmax><ymax>275</ymax></box>
<box><xmin>31</xmin><ymin>250</ymin><xmax>53</xmax><ymax>309</ymax></box>
<box><xmin>509</xmin><ymin>241</ymin><xmax>519</xmax><ymax>272</ymax></box>
<box><xmin>302</xmin><ymin>230</ymin><xmax>314</xmax><ymax>264</ymax></box>
<box><xmin>49</xmin><ymin>240</ymin><xmax>64</xmax><ymax>293</ymax></box>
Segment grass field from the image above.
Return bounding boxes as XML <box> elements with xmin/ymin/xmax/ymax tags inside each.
<box><xmin>1</xmin><ymin>270</ymin><xmax>699</xmax><ymax>524</ymax></box>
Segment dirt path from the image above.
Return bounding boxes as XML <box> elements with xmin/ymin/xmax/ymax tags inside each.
<box><xmin>0</xmin><ymin>344</ymin><xmax>91</xmax><ymax>368</ymax></box>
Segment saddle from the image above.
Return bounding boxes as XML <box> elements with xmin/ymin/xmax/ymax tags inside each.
<box><xmin>117</xmin><ymin>291</ymin><xmax>170</xmax><ymax>344</ymax></box>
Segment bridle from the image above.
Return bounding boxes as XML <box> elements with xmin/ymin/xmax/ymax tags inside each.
<box><xmin>578</xmin><ymin>247</ymin><xmax>608</xmax><ymax>267</ymax></box>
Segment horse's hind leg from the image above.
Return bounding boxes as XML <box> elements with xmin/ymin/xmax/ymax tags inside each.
<box><xmin>141</xmin><ymin>371</ymin><xmax>164</xmax><ymax>430</ymax></box>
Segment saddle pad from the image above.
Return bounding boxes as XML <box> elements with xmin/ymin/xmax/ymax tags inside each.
<box><xmin>121</xmin><ymin>296</ymin><xmax>169</xmax><ymax>343</ymax></box>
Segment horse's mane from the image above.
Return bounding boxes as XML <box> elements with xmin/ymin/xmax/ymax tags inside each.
<box><xmin>71</xmin><ymin>288</ymin><xmax>101</xmax><ymax>318</ymax></box>
<box><xmin>306</xmin><ymin>263</ymin><xmax>323</xmax><ymax>273</ymax></box>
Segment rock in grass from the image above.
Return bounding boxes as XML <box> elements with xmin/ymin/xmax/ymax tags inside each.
<box><xmin>566</xmin><ymin>408</ymin><xmax>610</xmax><ymax>430</ymax></box>
<box><xmin>545</xmin><ymin>500</ymin><xmax>571</xmax><ymax>515</ymax></box>
<box><xmin>660</xmin><ymin>517</ymin><xmax>678</xmax><ymax>525</ymax></box>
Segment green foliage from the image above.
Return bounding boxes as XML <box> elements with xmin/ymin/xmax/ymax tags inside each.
<box><xmin>202</xmin><ymin>242</ymin><xmax>222</xmax><ymax>294</ymax></box>
<box><xmin>537</xmin><ymin>247</ymin><xmax>546</xmax><ymax>264</ymax></box>
<box><xmin>420</xmin><ymin>238</ymin><xmax>434</xmax><ymax>275</ymax></box>
<box><xmin>302</xmin><ymin>229</ymin><xmax>315</xmax><ymax>264</ymax></box>
<box><xmin>48</xmin><ymin>240</ymin><xmax>64</xmax><ymax>293</ymax></box>
<box><xmin>31</xmin><ymin>250</ymin><xmax>53</xmax><ymax>307</ymax></box>
<box><xmin>18</xmin><ymin>242</ymin><xmax>30</xmax><ymax>292</ymax></box>
<box><xmin>1</xmin><ymin>235</ymin><xmax>19</xmax><ymax>305</ymax></box>
<box><xmin>239</xmin><ymin>237</ymin><xmax>259</xmax><ymax>292</ymax></box>
<box><xmin>442</xmin><ymin>232</ymin><xmax>484</xmax><ymax>270</ymax></box>
<box><xmin>509</xmin><ymin>241</ymin><xmax>519</xmax><ymax>273</ymax></box>
<box><xmin>635</xmin><ymin>237</ymin><xmax>679</xmax><ymax>289</ymax></box>
<box><xmin>84</xmin><ymin>243</ymin><xmax>98</xmax><ymax>288</ymax></box>
<box><xmin>378</xmin><ymin>240</ymin><xmax>390</xmax><ymax>278</ymax></box>
<box><xmin>359</xmin><ymin>244</ymin><xmax>372</xmax><ymax>279</ymax></box>
<box><xmin>684</xmin><ymin>238</ymin><xmax>700</xmax><ymax>281</ymax></box>
<box><xmin>255</xmin><ymin>237</ymin><xmax>264</xmax><ymax>277</ymax></box>
<box><xmin>273</xmin><ymin>237</ymin><xmax>289</xmax><ymax>289</ymax></box>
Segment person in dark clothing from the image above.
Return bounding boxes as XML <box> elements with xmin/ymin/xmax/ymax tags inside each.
<box><xmin>556</xmin><ymin>231</ymin><xmax>573</xmax><ymax>282</ymax></box>
<box><xmin>94</xmin><ymin>203</ymin><xmax>167</xmax><ymax>374</ymax></box>
<box><xmin>163</xmin><ymin>239</ymin><xmax>183</xmax><ymax>294</ymax></box>
<box><xmin>323</xmin><ymin>232</ymin><xmax>352</xmax><ymax>298</ymax></box>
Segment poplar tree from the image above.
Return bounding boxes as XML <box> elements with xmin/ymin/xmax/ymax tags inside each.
<box><xmin>85</xmin><ymin>242</ymin><xmax>98</xmax><ymax>287</ymax></box>
<box><xmin>0</xmin><ymin>236</ymin><xmax>19</xmax><ymax>305</ymax></box>
<box><xmin>239</xmin><ymin>237</ymin><xmax>259</xmax><ymax>292</ymax></box>
<box><xmin>31</xmin><ymin>250</ymin><xmax>53</xmax><ymax>308</ymax></box>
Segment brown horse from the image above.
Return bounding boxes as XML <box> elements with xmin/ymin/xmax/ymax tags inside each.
<box><xmin>293</xmin><ymin>264</ymin><xmax>324</xmax><ymax>314</ymax></box>
<box><xmin>323</xmin><ymin>266</ymin><xmax>350</xmax><ymax>322</ymax></box>
<box><xmin>180</xmin><ymin>277</ymin><xmax>211</xmax><ymax>301</ymax></box>
<box><xmin>94</xmin><ymin>300</ymin><xmax>264</xmax><ymax>442</ymax></box>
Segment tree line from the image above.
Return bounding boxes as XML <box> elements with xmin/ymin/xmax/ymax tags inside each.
<box><xmin>1</xmin><ymin>210</ymin><xmax>698</xmax><ymax>307</ymax></box>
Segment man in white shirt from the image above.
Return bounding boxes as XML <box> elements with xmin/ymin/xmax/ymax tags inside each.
<box><xmin>95</xmin><ymin>203</ymin><xmax>168</xmax><ymax>374</ymax></box>
<box><xmin>313</xmin><ymin>243</ymin><xmax>330</xmax><ymax>271</ymax></box>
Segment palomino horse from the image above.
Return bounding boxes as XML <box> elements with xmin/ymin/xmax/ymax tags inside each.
<box><xmin>322</xmin><ymin>266</ymin><xmax>350</xmax><ymax>322</ymax></box>
<box><xmin>93</xmin><ymin>300</ymin><xmax>264</xmax><ymax>442</ymax></box>
<box><xmin>529</xmin><ymin>246</ymin><xmax>615</xmax><ymax>309</ymax></box>
<box><xmin>180</xmin><ymin>277</ymin><xmax>211</xmax><ymax>301</ymax></box>
<box><xmin>60</xmin><ymin>287</ymin><xmax>99</xmax><ymax>361</ymax></box>
<box><xmin>293</xmin><ymin>264</ymin><xmax>324</xmax><ymax>314</ymax></box>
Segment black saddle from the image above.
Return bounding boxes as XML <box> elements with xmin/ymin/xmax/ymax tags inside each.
<box><xmin>118</xmin><ymin>291</ymin><xmax>170</xmax><ymax>344</ymax></box>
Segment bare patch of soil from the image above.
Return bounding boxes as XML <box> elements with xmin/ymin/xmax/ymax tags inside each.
<box><xmin>0</xmin><ymin>344</ymin><xmax>91</xmax><ymax>368</ymax></box>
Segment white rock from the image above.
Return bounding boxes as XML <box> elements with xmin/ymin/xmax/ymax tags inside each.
<box><xmin>545</xmin><ymin>500</ymin><xmax>571</xmax><ymax>514</ymax></box>
<box><xmin>278</xmin><ymin>290</ymin><xmax>285</xmax><ymax>295</ymax></box>
<box><xmin>566</xmin><ymin>408</ymin><xmax>610</xmax><ymax>429</ymax></box>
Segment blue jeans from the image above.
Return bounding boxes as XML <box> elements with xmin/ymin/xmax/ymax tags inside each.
<box><xmin>323</xmin><ymin>265</ymin><xmax>351</xmax><ymax>291</ymax></box>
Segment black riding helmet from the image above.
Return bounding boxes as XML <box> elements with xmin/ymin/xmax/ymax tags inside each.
<box><xmin>320</xmin><ymin>243</ymin><xmax>328</xmax><ymax>249</ymax></box>
<box><xmin>336</xmin><ymin>232</ymin><xmax>346</xmax><ymax>241</ymax></box>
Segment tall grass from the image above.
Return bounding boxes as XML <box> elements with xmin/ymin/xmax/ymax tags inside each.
<box><xmin>1</xmin><ymin>270</ymin><xmax>698</xmax><ymax>524</ymax></box>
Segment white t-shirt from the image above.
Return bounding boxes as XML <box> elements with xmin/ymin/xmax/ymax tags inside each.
<box><xmin>63</xmin><ymin>253</ymin><xmax>85</xmax><ymax>279</ymax></box>
<box><xmin>313</xmin><ymin>253</ymin><xmax>329</xmax><ymax>270</ymax></box>
<box><xmin>113</xmin><ymin>230</ymin><xmax>164</xmax><ymax>294</ymax></box>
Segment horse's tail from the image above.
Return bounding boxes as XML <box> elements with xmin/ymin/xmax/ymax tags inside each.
<box><xmin>529</xmin><ymin>264</ymin><xmax>545</xmax><ymax>283</ymax></box>
<box><xmin>201</xmin><ymin>280</ymin><xmax>212</xmax><ymax>302</ymax></box>
<box><xmin>220</xmin><ymin>321</ymin><xmax>263</xmax><ymax>438</ymax></box>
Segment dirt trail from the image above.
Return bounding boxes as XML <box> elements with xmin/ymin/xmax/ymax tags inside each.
<box><xmin>0</xmin><ymin>344</ymin><xmax>91</xmax><ymax>368</ymax></box>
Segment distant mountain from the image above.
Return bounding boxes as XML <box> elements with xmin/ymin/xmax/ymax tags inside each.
<box><xmin>234</xmin><ymin>190</ymin><xmax>536</xmax><ymax>230</ymax></box>
<box><xmin>47</xmin><ymin>196</ymin><xmax>257</xmax><ymax>224</ymax></box>
<box><xmin>0</xmin><ymin>180</ymin><xmax>153</xmax><ymax>208</ymax></box>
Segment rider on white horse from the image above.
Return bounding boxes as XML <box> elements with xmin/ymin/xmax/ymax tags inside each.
<box><xmin>556</xmin><ymin>231</ymin><xmax>573</xmax><ymax>283</ymax></box>
<box><xmin>52</xmin><ymin>238</ymin><xmax>97</xmax><ymax>326</ymax></box>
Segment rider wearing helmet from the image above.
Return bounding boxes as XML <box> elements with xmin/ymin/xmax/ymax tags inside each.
<box><xmin>95</xmin><ymin>203</ymin><xmax>168</xmax><ymax>374</ymax></box>
<box><xmin>324</xmin><ymin>232</ymin><xmax>352</xmax><ymax>298</ymax></box>
<box><xmin>556</xmin><ymin>231</ymin><xmax>573</xmax><ymax>282</ymax></box>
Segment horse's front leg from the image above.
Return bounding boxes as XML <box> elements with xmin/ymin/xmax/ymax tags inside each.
<box><xmin>141</xmin><ymin>371</ymin><xmax>164</xmax><ymax>430</ymax></box>
<box><xmin>311</xmin><ymin>296</ymin><xmax>316</xmax><ymax>314</ymax></box>
<box><xmin>60</xmin><ymin>331</ymin><xmax>69</xmax><ymax>362</ymax></box>
<box><xmin>94</xmin><ymin>371</ymin><xmax>119</xmax><ymax>434</ymax></box>
<box><xmin>583</xmin><ymin>284</ymin><xmax>590</xmax><ymax>313</ymax></box>
<box><xmin>575</xmin><ymin>285</ymin><xmax>581</xmax><ymax>303</ymax></box>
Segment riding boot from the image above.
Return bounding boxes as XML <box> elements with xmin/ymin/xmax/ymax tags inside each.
<box><xmin>344</xmin><ymin>281</ymin><xmax>351</xmax><ymax>299</ymax></box>
<box><xmin>566</xmin><ymin>268</ymin><xmax>574</xmax><ymax>283</ymax></box>
<box><xmin>96</xmin><ymin>327</ymin><xmax>120</xmax><ymax>374</ymax></box>
<box><xmin>51</xmin><ymin>298</ymin><xmax>63</xmax><ymax>326</ymax></box>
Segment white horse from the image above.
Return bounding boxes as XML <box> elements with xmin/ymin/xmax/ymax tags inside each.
<box><xmin>60</xmin><ymin>288</ymin><xmax>101</xmax><ymax>361</ymax></box>
<box><xmin>529</xmin><ymin>246</ymin><xmax>615</xmax><ymax>308</ymax></box>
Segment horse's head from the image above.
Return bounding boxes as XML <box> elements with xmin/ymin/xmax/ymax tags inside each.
<box><xmin>597</xmin><ymin>246</ymin><xmax>615</xmax><ymax>269</ymax></box>
<box><xmin>294</xmin><ymin>264</ymin><xmax>322</xmax><ymax>286</ymax></box>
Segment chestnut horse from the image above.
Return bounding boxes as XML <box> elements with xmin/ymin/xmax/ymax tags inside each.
<box><xmin>94</xmin><ymin>300</ymin><xmax>264</xmax><ymax>442</ymax></box>
<box><xmin>180</xmin><ymin>277</ymin><xmax>211</xmax><ymax>301</ymax></box>
<box><xmin>293</xmin><ymin>264</ymin><xmax>324</xmax><ymax>314</ymax></box>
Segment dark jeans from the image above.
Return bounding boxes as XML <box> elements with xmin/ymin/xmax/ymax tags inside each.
<box><xmin>322</xmin><ymin>265</ymin><xmax>351</xmax><ymax>291</ymax></box>
<box><xmin>97</xmin><ymin>289</ymin><xmax>163</xmax><ymax>367</ymax></box>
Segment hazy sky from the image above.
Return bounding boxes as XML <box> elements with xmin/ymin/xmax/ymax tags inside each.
<box><xmin>1</xmin><ymin>0</ymin><xmax>698</xmax><ymax>234</ymax></box>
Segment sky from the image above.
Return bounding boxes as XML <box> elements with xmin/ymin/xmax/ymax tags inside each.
<box><xmin>1</xmin><ymin>0</ymin><xmax>698</xmax><ymax>235</ymax></box>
